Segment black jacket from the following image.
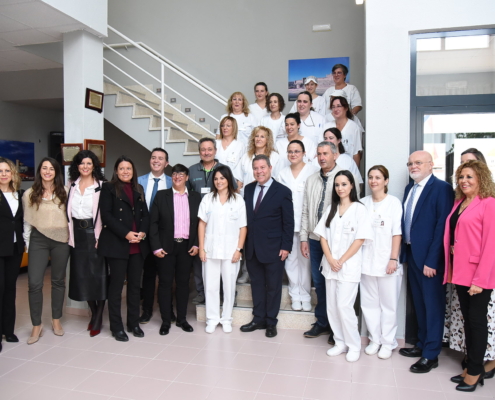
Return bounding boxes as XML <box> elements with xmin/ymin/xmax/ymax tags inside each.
<box><xmin>0</xmin><ymin>190</ymin><xmax>25</xmax><ymax>257</ymax></box>
<box><xmin>98</xmin><ymin>182</ymin><xmax>150</xmax><ymax>259</ymax></box>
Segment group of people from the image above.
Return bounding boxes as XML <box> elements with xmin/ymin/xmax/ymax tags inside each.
<box><xmin>0</xmin><ymin>69</ymin><xmax>493</xmax><ymax>394</ymax></box>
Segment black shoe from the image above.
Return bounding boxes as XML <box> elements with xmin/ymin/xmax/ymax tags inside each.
<box><xmin>139</xmin><ymin>311</ymin><xmax>152</xmax><ymax>324</ymax></box>
<box><xmin>327</xmin><ymin>333</ymin><xmax>335</xmax><ymax>345</ymax></box>
<box><xmin>399</xmin><ymin>346</ymin><xmax>422</xmax><ymax>358</ymax></box>
<box><xmin>112</xmin><ymin>330</ymin><xmax>129</xmax><ymax>342</ymax></box>
<box><xmin>485</xmin><ymin>368</ymin><xmax>495</xmax><ymax>379</ymax></box>
<box><xmin>176</xmin><ymin>321</ymin><xmax>194</xmax><ymax>332</ymax></box>
<box><xmin>266</xmin><ymin>325</ymin><xmax>277</xmax><ymax>338</ymax></box>
<box><xmin>240</xmin><ymin>321</ymin><xmax>267</xmax><ymax>332</ymax></box>
<box><xmin>4</xmin><ymin>334</ymin><xmax>19</xmax><ymax>343</ymax></box>
<box><xmin>171</xmin><ymin>312</ymin><xmax>176</xmax><ymax>323</ymax></box>
<box><xmin>159</xmin><ymin>324</ymin><xmax>170</xmax><ymax>336</ymax></box>
<box><xmin>451</xmin><ymin>374</ymin><xmax>465</xmax><ymax>384</ymax></box>
<box><xmin>303</xmin><ymin>323</ymin><xmax>330</xmax><ymax>338</ymax></box>
<box><xmin>0</xmin><ymin>342</ymin><xmax>2</xmax><ymax>353</ymax></box>
<box><xmin>456</xmin><ymin>374</ymin><xmax>484</xmax><ymax>392</ymax></box>
<box><xmin>410</xmin><ymin>357</ymin><xmax>438</xmax><ymax>373</ymax></box>
<box><xmin>127</xmin><ymin>326</ymin><xmax>145</xmax><ymax>338</ymax></box>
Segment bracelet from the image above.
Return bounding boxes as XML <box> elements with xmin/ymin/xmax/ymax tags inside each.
<box><xmin>390</xmin><ymin>258</ymin><xmax>398</xmax><ymax>262</ymax></box>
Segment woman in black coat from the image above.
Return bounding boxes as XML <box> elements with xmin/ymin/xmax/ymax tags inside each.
<box><xmin>98</xmin><ymin>156</ymin><xmax>150</xmax><ymax>342</ymax></box>
<box><xmin>0</xmin><ymin>157</ymin><xmax>25</xmax><ymax>352</ymax></box>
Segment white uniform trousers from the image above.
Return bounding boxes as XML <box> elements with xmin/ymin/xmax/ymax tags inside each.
<box><xmin>360</xmin><ymin>274</ymin><xmax>402</xmax><ymax>350</ymax></box>
<box><xmin>203</xmin><ymin>258</ymin><xmax>240</xmax><ymax>326</ymax></box>
<box><xmin>285</xmin><ymin>233</ymin><xmax>311</xmax><ymax>302</ymax></box>
<box><xmin>326</xmin><ymin>279</ymin><xmax>361</xmax><ymax>352</ymax></box>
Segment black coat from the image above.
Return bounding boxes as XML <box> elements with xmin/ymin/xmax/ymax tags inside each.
<box><xmin>149</xmin><ymin>188</ymin><xmax>201</xmax><ymax>253</ymax></box>
<box><xmin>98</xmin><ymin>182</ymin><xmax>150</xmax><ymax>259</ymax></box>
<box><xmin>0</xmin><ymin>190</ymin><xmax>25</xmax><ymax>257</ymax></box>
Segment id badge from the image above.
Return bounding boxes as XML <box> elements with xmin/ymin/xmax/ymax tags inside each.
<box><xmin>343</xmin><ymin>226</ymin><xmax>354</xmax><ymax>234</ymax></box>
<box><xmin>201</xmin><ymin>187</ymin><xmax>211</xmax><ymax>194</ymax></box>
<box><xmin>373</xmin><ymin>218</ymin><xmax>384</xmax><ymax>228</ymax></box>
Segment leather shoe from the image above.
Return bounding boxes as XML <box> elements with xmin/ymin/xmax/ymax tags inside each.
<box><xmin>410</xmin><ymin>357</ymin><xmax>438</xmax><ymax>373</ymax></box>
<box><xmin>304</xmin><ymin>323</ymin><xmax>331</xmax><ymax>338</ymax></box>
<box><xmin>139</xmin><ymin>310</ymin><xmax>152</xmax><ymax>324</ymax></box>
<box><xmin>159</xmin><ymin>324</ymin><xmax>170</xmax><ymax>336</ymax></box>
<box><xmin>176</xmin><ymin>321</ymin><xmax>194</xmax><ymax>332</ymax></box>
<box><xmin>266</xmin><ymin>325</ymin><xmax>277</xmax><ymax>338</ymax></box>
<box><xmin>4</xmin><ymin>334</ymin><xmax>19</xmax><ymax>343</ymax></box>
<box><xmin>456</xmin><ymin>374</ymin><xmax>484</xmax><ymax>392</ymax></box>
<box><xmin>127</xmin><ymin>326</ymin><xmax>144</xmax><ymax>338</ymax></box>
<box><xmin>485</xmin><ymin>368</ymin><xmax>495</xmax><ymax>379</ymax></box>
<box><xmin>451</xmin><ymin>374</ymin><xmax>465</xmax><ymax>384</ymax></box>
<box><xmin>112</xmin><ymin>330</ymin><xmax>129</xmax><ymax>342</ymax></box>
<box><xmin>240</xmin><ymin>321</ymin><xmax>267</xmax><ymax>332</ymax></box>
<box><xmin>399</xmin><ymin>346</ymin><xmax>422</xmax><ymax>358</ymax></box>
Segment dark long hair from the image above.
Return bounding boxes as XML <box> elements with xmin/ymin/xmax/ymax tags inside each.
<box><xmin>109</xmin><ymin>155</ymin><xmax>144</xmax><ymax>201</ymax></box>
<box><xmin>324</xmin><ymin>128</ymin><xmax>346</xmax><ymax>154</ymax></box>
<box><xmin>212</xmin><ymin>166</ymin><xmax>236</xmax><ymax>202</ymax></box>
<box><xmin>29</xmin><ymin>157</ymin><xmax>67</xmax><ymax>209</ymax></box>
<box><xmin>330</xmin><ymin>96</ymin><xmax>354</xmax><ymax>120</ymax></box>
<box><xmin>297</xmin><ymin>91</ymin><xmax>315</xmax><ymax>112</ymax></box>
<box><xmin>68</xmin><ymin>150</ymin><xmax>106</xmax><ymax>183</ymax></box>
<box><xmin>325</xmin><ymin>170</ymin><xmax>360</xmax><ymax>227</ymax></box>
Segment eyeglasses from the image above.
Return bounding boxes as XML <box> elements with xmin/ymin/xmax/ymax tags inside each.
<box><xmin>332</xmin><ymin>71</ymin><xmax>344</xmax><ymax>76</ymax></box>
<box><xmin>172</xmin><ymin>172</ymin><xmax>186</xmax><ymax>178</ymax></box>
<box><xmin>331</xmin><ymin>105</ymin><xmax>344</xmax><ymax>110</ymax></box>
<box><xmin>406</xmin><ymin>161</ymin><xmax>430</xmax><ymax>167</ymax></box>
<box><xmin>287</xmin><ymin>150</ymin><xmax>303</xmax><ymax>155</ymax></box>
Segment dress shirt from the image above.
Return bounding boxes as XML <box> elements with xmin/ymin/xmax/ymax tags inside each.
<box><xmin>172</xmin><ymin>187</ymin><xmax>190</xmax><ymax>239</ymax></box>
<box><xmin>252</xmin><ymin>178</ymin><xmax>274</xmax><ymax>208</ymax></box>
<box><xmin>404</xmin><ymin>174</ymin><xmax>432</xmax><ymax>218</ymax></box>
<box><xmin>145</xmin><ymin>173</ymin><xmax>168</xmax><ymax>209</ymax></box>
<box><xmin>71</xmin><ymin>183</ymin><xmax>94</xmax><ymax>220</ymax></box>
<box><xmin>4</xmin><ymin>192</ymin><xmax>19</xmax><ymax>242</ymax></box>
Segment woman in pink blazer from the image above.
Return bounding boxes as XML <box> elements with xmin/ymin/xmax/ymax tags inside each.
<box><xmin>443</xmin><ymin>160</ymin><xmax>495</xmax><ymax>392</ymax></box>
<box><xmin>67</xmin><ymin>150</ymin><xmax>107</xmax><ymax>337</ymax></box>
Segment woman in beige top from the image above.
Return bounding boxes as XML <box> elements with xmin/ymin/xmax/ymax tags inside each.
<box><xmin>23</xmin><ymin>157</ymin><xmax>69</xmax><ymax>344</ymax></box>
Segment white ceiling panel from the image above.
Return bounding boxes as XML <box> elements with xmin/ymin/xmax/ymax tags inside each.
<box><xmin>39</xmin><ymin>22</ymin><xmax>85</xmax><ymax>40</ymax></box>
<box><xmin>0</xmin><ymin>28</ymin><xmax>57</xmax><ymax>45</ymax></box>
<box><xmin>2</xmin><ymin>48</ymin><xmax>48</xmax><ymax>63</ymax></box>
<box><xmin>0</xmin><ymin>1</ymin><xmax>37</xmax><ymax>5</ymax></box>
<box><xmin>0</xmin><ymin>13</ymin><xmax>30</xmax><ymax>32</ymax></box>
<box><xmin>0</xmin><ymin>38</ymin><xmax>13</xmax><ymax>50</ymax></box>
<box><xmin>0</xmin><ymin>1</ymin><xmax>77</xmax><ymax>28</ymax></box>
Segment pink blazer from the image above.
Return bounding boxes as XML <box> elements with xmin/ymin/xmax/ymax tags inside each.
<box><xmin>443</xmin><ymin>196</ymin><xmax>495</xmax><ymax>289</ymax></box>
<box><xmin>67</xmin><ymin>178</ymin><xmax>103</xmax><ymax>248</ymax></box>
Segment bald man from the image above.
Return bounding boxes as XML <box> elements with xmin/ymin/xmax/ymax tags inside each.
<box><xmin>399</xmin><ymin>151</ymin><xmax>454</xmax><ymax>373</ymax></box>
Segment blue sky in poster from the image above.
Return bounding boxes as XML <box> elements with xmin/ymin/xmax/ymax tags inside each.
<box><xmin>288</xmin><ymin>57</ymin><xmax>350</xmax><ymax>82</ymax></box>
<box><xmin>0</xmin><ymin>140</ymin><xmax>35</xmax><ymax>167</ymax></box>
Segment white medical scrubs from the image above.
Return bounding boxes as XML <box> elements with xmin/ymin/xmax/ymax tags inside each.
<box><xmin>234</xmin><ymin>152</ymin><xmax>281</xmax><ymax>196</ymax></box>
<box><xmin>323</xmin><ymin>84</ymin><xmax>365</xmax><ymax>133</ymax></box>
<box><xmin>215</xmin><ymin>139</ymin><xmax>245</xmax><ymax>173</ymax></box>
<box><xmin>289</xmin><ymin>95</ymin><xmax>326</xmax><ymax>117</ymax></box>
<box><xmin>335</xmin><ymin>153</ymin><xmax>363</xmax><ymax>184</ymax></box>
<box><xmin>248</xmin><ymin>103</ymin><xmax>268</xmax><ymax>125</ymax></box>
<box><xmin>260</xmin><ymin>114</ymin><xmax>286</xmax><ymax>140</ymax></box>
<box><xmin>299</xmin><ymin>111</ymin><xmax>326</xmax><ymax>147</ymax></box>
<box><xmin>324</xmin><ymin>120</ymin><xmax>362</xmax><ymax>161</ymax></box>
<box><xmin>219</xmin><ymin>113</ymin><xmax>257</xmax><ymax>146</ymax></box>
<box><xmin>275</xmin><ymin>136</ymin><xmax>317</xmax><ymax>171</ymax></box>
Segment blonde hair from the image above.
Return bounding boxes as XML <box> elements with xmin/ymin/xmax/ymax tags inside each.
<box><xmin>0</xmin><ymin>157</ymin><xmax>21</xmax><ymax>197</ymax></box>
<box><xmin>455</xmin><ymin>160</ymin><xmax>495</xmax><ymax>200</ymax></box>
<box><xmin>247</xmin><ymin>126</ymin><xmax>276</xmax><ymax>158</ymax></box>
<box><xmin>227</xmin><ymin>92</ymin><xmax>250</xmax><ymax>116</ymax></box>
<box><xmin>219</xmin><ymin>116</ymin><xmax>238</xmax><ymax>140</ymax></box>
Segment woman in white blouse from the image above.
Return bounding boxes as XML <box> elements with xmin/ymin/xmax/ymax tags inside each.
<box><xmin>314</xmin><ymin>170</ymin><xmax>373</xmax><ymax>362</ymax></box>
<box><xmin>323</xmin><ymin>64</ymin><xmax>363</xmax><ymax>119</ymax></box>
<box><xmin>295</xmin><ymin>91</ymin><xmax>325</xmax><ymax>147</ymax></box>
<box><xmin>248</xmin><ymin>82</ymin><xmax>269</xmax><ymax>124</ymax></box>
<box><xmin>219</xmin><ymin>92</ymin><xmax>257</xmax><ymax>146</ymax></box>
<box><xmin>323</xmin><ymin>128</ymin><xmax>363</xmax><ymax>184</ymax></box>
<box><xmin>360</xmin><ymin>165</ymin><xmax>403</xmax><ymax>360</ymax></box>
<box><xmin>198</xmin><ymin>166</ymin><xmax>247</xmax><ymax>333</ymax></box>
<box><xmin>277</xmin><ymin>140</ymin><xmax>318</xmax><ymax>311</ymax></box>
<box><xmin>66</xmin><ymin>150</ymin><xmax>107</xmax><ymax>337</ymax></box>
<box><xmin>260</xmin><ymin>93</ymin><xmax>286</xmax><ymax>140</ymax></box>
<box><xmin>216</xmin><ymin>116</ymin><xmax>245</xmax><ymax>180</ymax></box>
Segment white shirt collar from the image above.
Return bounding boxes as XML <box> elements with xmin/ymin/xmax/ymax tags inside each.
<box><xmin>172</xmin><ymin>186</ymin><xmax>189</xmax><ymax>195</ymax></box>
<box><xmin>149</xmin><ymin>173</ymin><xmax>165</xmax><ymax>181</ymax></box>
<box><xmin>415</xmin><ymin>173</ymin><xmax>432</xmax><ymax>187</ymax></box>
<box><xmin>258</xmin><ymin>177</ymin><xmax>273</xmax><ymax>188</ymax></box>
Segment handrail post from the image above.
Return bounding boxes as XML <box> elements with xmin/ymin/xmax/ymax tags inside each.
<box><xmin>161</xmin><ymin>63</ymin><xmax>165</xmax><ymax>148</ymax></box>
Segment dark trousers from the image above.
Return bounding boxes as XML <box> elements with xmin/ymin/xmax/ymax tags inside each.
<box><xmin>107</xmin><ymin>253</ymin><xmax>144</xmax><ymax>332</ymax></box>
<box><xmin>309</xmin><ymin>238</ymin><xmax>330</xmax><ymax>328</ymax></box>
<box><xmin>0</xmin><ymin>253</ymin><xmax>22</xmax><ymax>337</ymax></box>
<box><xmin>141</xmin><ymin>253</ymin><xmax>158</xmax><ymax>313</ymax></box>
<box><xmin>456</xmin><ymin>284</ymin><xmax>492</xmax><ymax>376</ymax></box>
<box><xmin>157</xmin><ymin>240</ymin><xmax>192</xmax><ymax>325</ymax></box>
<box><xmin>406</xmin><ymin>246</ymin><xmax>445</xmax><ymax>360</ymax></box>
<box><xmin>246</xmin><ymin>251</ymin><xmax>284</xmax><ymax>326</ymax></box>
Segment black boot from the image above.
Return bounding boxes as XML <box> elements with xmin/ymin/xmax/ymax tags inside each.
<box><xmin>90</xmin><ymin>300</ymin><xmax>106</xmax><ymax>337</ymax></box>
<box><xmin>87</xmin><ymin>301</ymin><xmax>98</xmax><ymax>331</ymax></box>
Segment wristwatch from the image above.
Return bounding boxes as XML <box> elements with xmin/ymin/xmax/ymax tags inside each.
<box><xmin>236</xmin><ymin>248</ymin><xmax>243</xmax><ymax>253</ymax></box>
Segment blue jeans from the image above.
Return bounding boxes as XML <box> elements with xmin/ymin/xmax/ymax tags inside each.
<box><xmin>309</xmin><ymin>238</ymin><xmax>329</xmax><ymax>328</ymax></box>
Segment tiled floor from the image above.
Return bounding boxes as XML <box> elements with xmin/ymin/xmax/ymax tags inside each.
<box><xmin>1</xmin><ymin>271</ymin><xmax>494</xmax><ymax>400</ymax></box>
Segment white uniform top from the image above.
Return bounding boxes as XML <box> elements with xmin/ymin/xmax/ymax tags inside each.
<box><xmin>260</xmin><ymin>114</ymin><xmax>286</xmax><ymax>139</ymax></box>
<box><xmin>361</xmin><ymin>195</ymin><xmax>403</xmax><ymax>277</ymax></box>
<box><xmin>234</xmin><ymin>152</ymin><xmax>281</xmax><ymax>196</ymax></box>
<box><xmin>275</xmin><ymin>136</ymin><xmax>317</xmax><ymax>171</ymax></box>
<box><xmin>299</xmin><ymin>111</ymin><xmax>325</xmax><ymax>147</ymax></box>
<box><xmin>219</xmin><ymin>113</ymin><xmax>257</xmax><ymax>146</ymax></box>
<box><xmin>336</xmin><ymin>153</ymin><xmax>363</xmax><ymax>184</ymax></box>
<box><xmin>215</xmin><ymin>139</ymin><xmax>245</xmax><ymax>173</ymax></box>
<box><xmin>323</xmin><ymin>84</ymin><xmax>364</xmax><ymax>133</ymax></box>
<box><xmin>277</xmin><ymin>163</ymin><xmax>319</xmax><ymax>232</ymax></box>
<box><xmin>324</xmin><ymin>119</ymin><xmax>362</xmax><ymax>157</ymax></box>
<box><xmin>248</xmin><ymin>103</ymin><xmax>268</xmax><ymax>125</ymax></box>
<box><xmin>313</xmin><ymin>202</ymin><xmax>373</xmax><ymax>282</ymax></box>
<box><xmin>198</xmin><ymin>192</ymin><xmax>247</xmax><ymax>260</ymax></box>
<box><xmin>289</xmin><ymin>95</ymin><xmax>327</xmax><ymax>117</ymax></box>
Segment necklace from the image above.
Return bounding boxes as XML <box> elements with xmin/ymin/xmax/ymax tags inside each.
<box><xmin>459</xmin><ymin>198</ymin><xmax>472</xmax><ymax>213</ymax></box>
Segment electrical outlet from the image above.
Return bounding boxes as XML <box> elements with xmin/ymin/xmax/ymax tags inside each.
<box><xmin>156</xmin><ymin>88</ymin><xmax>161</xmax><ymax>93</ymax></box>
<box><xmin>185</xmin><ymin>108</ymin><xmax>191</xmax><ymax>112</ymax></box>
<box><xmin>199</xmin><ymin>118</ymin><xmax>205</xmax><ymax>122</ymax></box>
<box><xmin>171</xmin><ymin>98</ymin><xmax>176</xmax><ymax>103</ymax></box>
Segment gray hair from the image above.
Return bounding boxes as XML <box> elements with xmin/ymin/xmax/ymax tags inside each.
<box><xmin>252</xmin><ymin>154</ymin><xmax>271</xmax><ymax>167</ymax></box>
<box><xmin>198</xmin><ymin>137</ymin><xmax>216</xmax><ymax>151</ymax></box>
<box><xmin>317</xmin><ymin>141</ymin><xmax>337</xmax><ymax>154</ymax></box>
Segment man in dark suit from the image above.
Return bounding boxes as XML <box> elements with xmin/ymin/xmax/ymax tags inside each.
<box><xmin>399</xmin><ymin>150</ymin><xmax>454</xmax><ymax>373</ymax></box>
<box><xmin>240</xmin><ymin>155</ymin><xmax>294</xmax><ymax>338</ymax></box>
<box><xmin>149</xmin><ymin>164</ymin><xmax>201</xmax><ymax>335</ymax></box>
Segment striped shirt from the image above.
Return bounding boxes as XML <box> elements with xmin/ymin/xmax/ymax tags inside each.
<box><xmin>173</xmin><ymin>187</ymin><xmax>190</xmax><ymax>239</ymax></box>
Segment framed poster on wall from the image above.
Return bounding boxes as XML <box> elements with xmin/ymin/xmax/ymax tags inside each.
<box><xmin>0</xmin><ymin>139</ymin><xmax>35</xmax><ymax>181</ymax></box>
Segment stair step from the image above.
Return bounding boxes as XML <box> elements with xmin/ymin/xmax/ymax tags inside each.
<box><xmin>104</xmin><ymin>82</ymin><xmax>147</xmax><ymax>100</ymax></box>
<box><xmin>236</xmin><ymin>283</ymin><xmax>317</xmax><ymax>305</ymax></box>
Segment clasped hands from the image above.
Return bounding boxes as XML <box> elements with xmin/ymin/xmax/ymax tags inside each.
<box><xmin>125</xmin><ymin>231</ymin><xmax>146</xmax><ymax>243</ymax></box>
<box><xmin>327</xmin><ymin>256</ymin><xmax>344</xmax><ymax>272</ymax></box>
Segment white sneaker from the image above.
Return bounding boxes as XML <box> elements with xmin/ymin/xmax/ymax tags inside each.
<box><xmin>365</xmin><ymin>342</ymin><xmax>380</xmax><ymax>355</ymax></box>
<box><xmin>205</xmin><ymin>325</ymin><xmax>216</xmax><ymax>334</ymax></box>
<box><xmin>237</xmin><ymin>271</ymin><xmax>250</xmax><ymax>284</ymax></box>
<box><xmin>291</xmin><ymin>301</ymin><xmax>302</xmax><ymax>311</ymax></box>
<box><xmin>326</xmin><ymin>346</ymin><xmax>346</xmax><ymax>357</ymax></box>
<box><xmin>302</xmin><ymin>301</ymin><xmax>312</xmax><ymax>312</ymax></box>
<box><xmin>346</xmin><ymin>350</ymin><xmax>361</xmax><ymax>362</ymax></box>
<box><xmin>378</xmin><ymin>347</ymin><xmax>392</xmax><ymax>360</ymax></box>
<box><xmin>222</xmin><ymin>324</ymin><xmax>232</xmax><ymax>333</ymax></box>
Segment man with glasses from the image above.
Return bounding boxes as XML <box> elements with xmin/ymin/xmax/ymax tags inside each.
<box><xmin>399</xmin><ymin>151</ymin><xmax>454</xmax><ymax>373</ymax></box>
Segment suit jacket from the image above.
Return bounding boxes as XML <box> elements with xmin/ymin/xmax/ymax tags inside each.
<box><xmin>97</xmin><ymin>182</ymin><xmax>150</xmax><ymax>259</ymax></box>
<box><xmin>149</xmin><ymin>188</ymin><xmax>202</xmax><ymax>253</ymax></box>
<box><xmin>138</xmin><ymin>173</ymin><xmax>172</xmax><ymax>194</ymax></box>
<box><xmin>244</xmin><ymin>179</ymin><xmax>294</xmax><ymax>264</ymax></box>
<box><xmin>0</xmin><ymin>190</ymin><xmax>25</xmax><ymax>256</ymax></box>
<box><xmin>443</xmin><ymin>196</ymin><xmax>495</xmax><ymax>289</ymax></box>
<box><xmin>400</xmin><ymin>175</ymin><xmax>454</xmax><ymax>270</ymax></box>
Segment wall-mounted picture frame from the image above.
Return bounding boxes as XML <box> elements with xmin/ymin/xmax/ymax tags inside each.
<box><xmin>60</xmin><ymin>143</ymin><xmax>83</xmax><ymax>165</ymax></box>
<box><xmin>84</xmin><ymin>139</ymin><xmax>106</xmax><ymax>167</ymax></box>
<box><xmin>85</xmin><ymin>88</ymin><xmax>104</xmax><ymax>113</ymax></box>
<box><xmin>0</xmin><ymin>139</ymin><xmax>35</xmax><ymax>181</ymax></box>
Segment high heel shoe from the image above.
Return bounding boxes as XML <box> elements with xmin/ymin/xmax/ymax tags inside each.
<box><xmin>51</xmin><ymin>320</ymin><xmax>64</xmax><ymax>336</ymax></box>
<box><xmin>87</xmin><ymin>323</ymin><xmax>92</xmax><ymax>331</ymax></box>
<box><xmin>27</xmin><ymin>325</ymin><xmax>44</xmax><ymax>345</ymax></box>
<box><xmin>456</xmin><ymin>374</ymin><xmax>484</xmax><ymax>392</ymax></box>
<box><xmin>450</xmin><ymin>373</ymin><xmax>465</xmax><ymax>384</ymax></box>
<box><xmin>485</xmin><ymin>368</ymin><xmax>495</xmax><ymax>379</ymax></box>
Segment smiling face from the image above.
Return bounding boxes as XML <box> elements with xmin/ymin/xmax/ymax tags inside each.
<box><xmin>221</xmin><ymin>119</ymin><xmax>233</xmax><ymax>138</ymax></box>
<box><xmin>368</xmin><ymin>169</ymin><xmax>388</xmax><ymax>194</ymax></box>
<box><xmin>255</xmin><ymin>85</ymin><xmax>267</xmax><ymax>103</ymax></box>
<box><xmin>296</xmin><ymin>93</ymin><xmax>311</xmax><ymax>116</ymax></box>
<box><xmin>213</xmin><ymin>171</ymin><xmax>228</xmax><ymax>192</ymax></box>
<box><xmin>458</xmin><ymin>167</ymin><xmax>479</xmax><ymax>198</ymax></box>
<box><xmin>332</xmin><ymin>68</ymin><xmax>346</xmax><ymax>85</ymax></box>
<box><xmin>254</xmin><ymin>130</ymin><xmax>268</xmax><ymax>150</ymax></box>
<box><xmin>78</xmin><ymin>157</ymin><xmax>94</xmax><ymax>179</ymax></box>
<box><xmin>231</xmin><ymin>94</ymin><xmax>244</xmax><ymax>114</ymax></box>
<box><xmin>305</xmin><ymin>81</ymin><xmax>317</xmax><ymax>95</ymax></box>
<box><xmin>253</xmin><ymin>159</ymin><xmax>272</xmax><ymax>185</ymax></box>
<box><xmin>172</xmin><ymin>171</ymin><xmax>188</xmax><ymax>190</ymax></box>
<box><xmin>408</xmin><ymin>151</ymin><xmax>433</xmax><ymax>183</ymax></box>
<box><xmin>40</xmin><ymin>160</ymin><xmax>56</xmax><ymax>184</ymax></box>
<box><xmin>317</xmin><ymin>144</ymin><xmax>336</xmax><ymax>173</ymax></box>
<box><xmin>285</xmin><ymin>118</ymin><xmax>300</xmax><ymax>138</ymax></box>
<box><xmin>330</xmin><ymin>98</ymin><xmax>346</xmax><ymax>119</ymax></box>
<box><xmin>117</xmin><ymin>161</ymin><xmax>133</xmax><ymax>183</ymax></box>
<box><xmin>335</xmin><ymin>174</ymin><xmax>353</xmax><ymax>199</ymax></box>
<box><xmin>0</xmin><ymin>162</ymin><xmax>13</xmax><ymax>187</ymax></box>
<box><xmin>269</xmin><ymin>96</ymin><xmax>280</xmax><ymax>113</ymax></box>
<box><xmin>323</xmin><ymin>130</ymin><xmax>340</xmax><ymax>148</ymax></box>
<box><xmin>287</xmin><ymin>142</ymin><xmax>304</xmax><ymax>165</ymax></box>
<box><xmin>199</xmin><ymin>140</ymin><xmax>217</xmax><ymax>163</ymax></box>
<box><xmin>150</xmin><ymin>150</ymin><xmax>168</xmax><ymax>175</ymax></box>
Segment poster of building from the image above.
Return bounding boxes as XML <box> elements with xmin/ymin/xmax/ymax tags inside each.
<box><xmin>0</xmin><ymin>140</ymin><xmax>35</xmax><ymax>181</ymax></box>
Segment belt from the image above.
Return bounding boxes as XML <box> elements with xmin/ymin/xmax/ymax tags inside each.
<box><xmin>72</xmin><ymin>218</ymin><xmax>94</xmax><ymax>229</ymax></box>
<box><xmin>174</xmin><ymin>238</ymin><xmax>188</xmax><ymax>243</ymax></box>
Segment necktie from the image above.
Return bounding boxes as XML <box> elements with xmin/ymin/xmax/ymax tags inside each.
<box><xmin>150</xmin><ymin>178</ymin><xmax>160</xmax><ymax>207</ymax></box>
<box><xmin>254</xmin><ymin>185</ymin><xmax>265</xmax><ymax>213</ymax></box>
<box><xmin>404</xmin><ymin>183</ymin><xmax>418</xmax><ymax>243</ymax></box>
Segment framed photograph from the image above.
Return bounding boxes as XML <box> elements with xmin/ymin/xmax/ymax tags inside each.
<box><xmin>0</xmin><ymin>139</ymin><xmax>35</xmax><ymax>181</ymax></box>
<box><xmin>84</xmin><ymin>139</ymin><xmax>106</xmax><ymax>167</ymax></box>
<box><xmin>85</xmin><ymin>88</ymin><xmax>104</xmax><ymax>113</ymax></box>
<box><xmin>60</xmin><ymin>143</ymin><xmax>83</xmax><ymax>166</ymax></box>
